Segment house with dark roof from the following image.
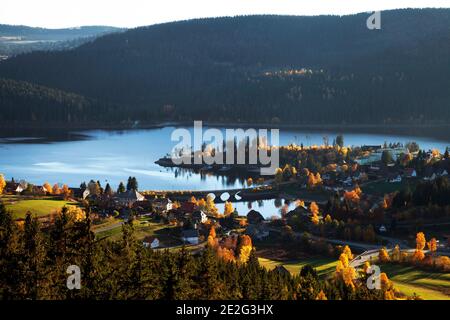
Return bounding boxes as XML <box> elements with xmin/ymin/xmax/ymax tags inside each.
<box><xmin>247</xmin><ymin>210</ymin><xmax>265</xmax><ymax>224</ymax></box>
<box><xmin>152</xmin><ymin>198</ymin><xmax>173</xmax><ymax>213</ymax></box>
<box><xmin>192</xmin><ymin>210</ymin><xmax>208</xmax><ymax>224</ymax></box>
<box><xmin>115</xmin><ymin>190</ymin><xmax>145</xmax><ymax>206</ymax></box>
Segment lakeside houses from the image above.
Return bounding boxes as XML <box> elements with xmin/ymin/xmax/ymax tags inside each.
<box><xmin>115</xmin><ymin>189</ymin><xmax>145</xmax><ymax>206</ymax></box>
<box><xmin>5</xmin><ymin>180</ymin><xmax>27</xmax><ymax>193</ymax></box>
<box><xmin>152</xmin><ymin>198</ymin><xmax>173</xmax><ymax>214</ymax></box>
<box><xmin>192</xmin><ymin>210</ymin><xmax>208</xmax><ymax>224</ymax></box>
<box><xmin>142</xmin><ymin>236</ymin><xmax>160</xmax><ymax>249</ymax></box>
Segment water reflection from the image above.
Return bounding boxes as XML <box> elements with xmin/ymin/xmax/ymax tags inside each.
<box><xmin>216</xmin><ymin>198</ymin><xmax>297</xmax><ymax>219</ymax></box>
<box><xmin>0</xmin><ymin>126</ymin><xmax>449</xmax><ymax>191</ymax></box>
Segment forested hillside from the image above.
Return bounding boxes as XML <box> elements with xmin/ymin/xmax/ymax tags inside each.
<box><xmin>0</xmin><ymin>79</ymin><xmax>125</xmax><ymax>125</ymax></box>
<box><xmin>0</xmin><ymin>9</ymin><xmax>449</xmax><ymax>125</ymax></box>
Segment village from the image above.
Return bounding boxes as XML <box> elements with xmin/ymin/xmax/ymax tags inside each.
<box><xmin>2</xmin><ymin>142</ymin><xmax>450</xmax><ymax>253</ymax></box>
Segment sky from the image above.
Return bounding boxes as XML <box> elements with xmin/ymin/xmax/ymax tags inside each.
<box><xmin>0</xmin><ymin>0</ymin><xmax>449</xmax><ymax>28</ymax></box>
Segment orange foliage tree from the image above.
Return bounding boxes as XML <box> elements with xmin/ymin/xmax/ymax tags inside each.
<box><xmin>43</xmin><ymin>182</ymin><xmax>52</xmax><ymax>194</ymax></box>
<box><xmin>412</xmin><ymin>232</ymin><xmax>426</xmax><ymax>261</ymax></box>
<box><xmin>379</xmin><ymin>247</ymin><xmax>390</xmax><ymax>263</ymax></box>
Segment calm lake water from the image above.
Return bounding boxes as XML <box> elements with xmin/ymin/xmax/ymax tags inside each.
<box><xmin>1</xmin><ymin>126</ymin><xmax>450</xmax><ymax>192</ymax></box>
<box><xmin>215</xmin><ymin>198</ymin><xmax>297</xmax><ymax>219</ymax></box>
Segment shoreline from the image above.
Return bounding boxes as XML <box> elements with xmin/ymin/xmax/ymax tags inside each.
<box><xmin>2</xmin><ymin>121</ymin><xmax>450</xmax><ymax>144</ymax></box>
<box><xmin>3</xmin><ymin>121</ymin><xmax>450</xmax><ymax>131</ymax></box>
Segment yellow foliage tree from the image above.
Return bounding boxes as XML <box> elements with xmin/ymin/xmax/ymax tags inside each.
<box><xmin>205</xmin><ymin>195</ymin><xmax>218</xmax><ymax>216</ymax></box>
<box><xmin>197</xmin><ymin>198</ymin><xmax>206</xmax><ymax>209</ymax></box>
<box><xmin>413</xmin><ymin>232</ymin><xmax>426</xmax><ymax>261</ymax></box>
<box><xmin>237</xmin><ymin>235</ymin><xmax>253</xmax><ymax>264</ymax></box>
<box><xmin>223</xmin><ymin>201</ymin><xmax>234</xmax><ymax>216</ymax></box>
<box><xmin>66</xmin><ymin>206</ymin><xmax>85</xmax><ymax>222</ymax></box>
<box><xmin>342</xmin><ymin>245</ymin><xmax>353</xmax><ymax>260</ymax></box>
<box><xmin>0</xmin><ymin>174</ymin><xmax>6</xmax><ymax>194</ymax></box>
<box><xmin>391</xmin><ymin>245</ymin><xmax>401</xmax><ymax>262</ymax></box>
<box><xmin>416</xmin><ymin>232</ymin><xmax>426</xmax><ymax>250</ymax></box>
<box><xmin>342</xmin><ymin>266</ymin><xmax>356</xmax><ymax>289</ymax></box>
<box><xmin>379</xmin><ymin>247</ymin><xmax>390</xmax><ymax>263</ymax></box>
<box><xmin>295</xmin><ymin>200</ymin><xmax>305</xmax><ymax>208</ymax></box>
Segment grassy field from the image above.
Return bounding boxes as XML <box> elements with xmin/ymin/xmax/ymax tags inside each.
<box><xmin>258</xmin><ymin>256</ymin><xmax>337</xmax><ymax>278</ymax></box>
<box><xmin>1</xmin><ymin>195</ymin><xmax>78</xmax><ymax>219</ymax></box>
<box><xmin>280</xmin><ymin>185</ymin><xmax>330</xmax><ymax>202</ymax></box>
<box><xmin>362</xmin><ymin>179</ymin><xmax>418</xmax><ymax>196</ymax></box>
<box><xmin>95</xmin><ymin>220</ymin><xmax>181</xmax><ymax>247</ymax></box>
<box><xmin>380</xmin><ymin>264</ymin><xmax>450</xmax><ymax>300</ymax></box>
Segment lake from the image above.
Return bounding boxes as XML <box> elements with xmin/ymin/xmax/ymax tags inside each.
<box><xmin>1</xmin><ymin>125</ymin><xmax>450</xmax><ymax>191</ymax></box>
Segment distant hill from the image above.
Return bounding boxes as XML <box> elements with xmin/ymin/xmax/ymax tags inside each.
<box><xmin>0</xmin><ymin>9</ymin><xmax>449</xmax><ymax>125</ymax></box>
<box><xmin>0</xmin><ymin>78</ymin><xmax>125</xmax><ymax>126</ymax></box>
<box><xmin>0</xmin><ymin>25</ymin><xmax>123</xmax><ymax>58</ymax></box>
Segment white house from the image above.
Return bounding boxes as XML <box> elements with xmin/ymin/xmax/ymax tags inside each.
<box><xmin>192</xmin><ymin>210</ymin><xmax>208</xmax><ymax>224</ymax></box>
<box><xmin>152</xmin><ymin>198</ymin><xmax>173</xmax><ymax>213</ymax></box>
<box><xmin>143</xmin><ymin>236</ymin><xmax>160</xmax><ymax>249</ymax></box>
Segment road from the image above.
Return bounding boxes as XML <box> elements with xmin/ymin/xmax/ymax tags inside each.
<box><xmin>92</xmin><ymin>221</ymin><xmax>124</xmax><ymax>234</ymax></box>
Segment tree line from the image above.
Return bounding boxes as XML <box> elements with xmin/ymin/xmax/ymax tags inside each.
<box><xmin>0</xmin><ymin>203</ymin><xmax>385</xmax><ymax>300</ymax></box>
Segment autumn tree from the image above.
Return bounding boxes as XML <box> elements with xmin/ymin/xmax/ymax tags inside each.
<box><xmin>52</xmin><ymin>184</ymin><xmax>61</xmax><ymax>195</ymax></box>
<box><xmin>391</xmin><ymin>245</ymin><xmax>401</xmax><ymax>262</ymax></box>
<box><xmin>223</xmin><ymin>201</ymin><xmax>234</xmax><ymax>216</ymax></box>
<box><xmin>379</xmin><ymin>247</ymin><xmax>390</xmax><ymax>263</ymax></box>
<box><xmin>335</xmin><ymin>252</ymin><xmax>356</xmax><ymax>289</ymax></box>
<box><xmin>427</xmin><ymin>238</ymin><xmax>437</xmax><ymax>254</ymax></box>
<box><xmin>342</xmin><ymin>245</ymin><xmax>353</xmax><ymax>260</ymax></box>
<box><xmin>61</xmin><ymin>184</ymin><xmax>71</xmax><ymax>199</ymax></box>
<box><xmin>316</xmin><ymin>290</ymin><xmax>327</xmax><ymax>300</ymax></box>
<box><xmin>207</xmin><ymin>226</ymin><xmax>218</xmax><ymax>248</ymax></box>
<box><xmin>43</xmin><ymin>182</ymin><xmax>52</xmax><ymax>194</ymax></box>
<box><xmin>205</xmin><ymin>194</ymin><xmax>218</xmax><ymax>216</ymax></box>
<box><xmin>412</xmin><ymin>232</ymin><xmax>426</xmax><ymax>261</ymax></box>
<box><xmin>310</xmin><ymin>201</ymin><xmax>320</xmax><ymax>225</ymax></box>
<box><xmin>237</xmin><ymin>235</ymin><xmax>253</xmax><ymax>264</ymax></box>
<box><xmin>0</xmin><ymin>174</ymin><xmax>6</xmax><ymax>194</ymax></box>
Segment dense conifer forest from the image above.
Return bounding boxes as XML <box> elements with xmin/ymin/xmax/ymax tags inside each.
<box><xmin>0</xmin><ymin>204</ymin><xmax>384</xmax><ymax>300</ymax></box>
<box><xmin>0</xmin><ymin>9</ymin><xmax>449</xmax><ymax>126</ymax></box>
